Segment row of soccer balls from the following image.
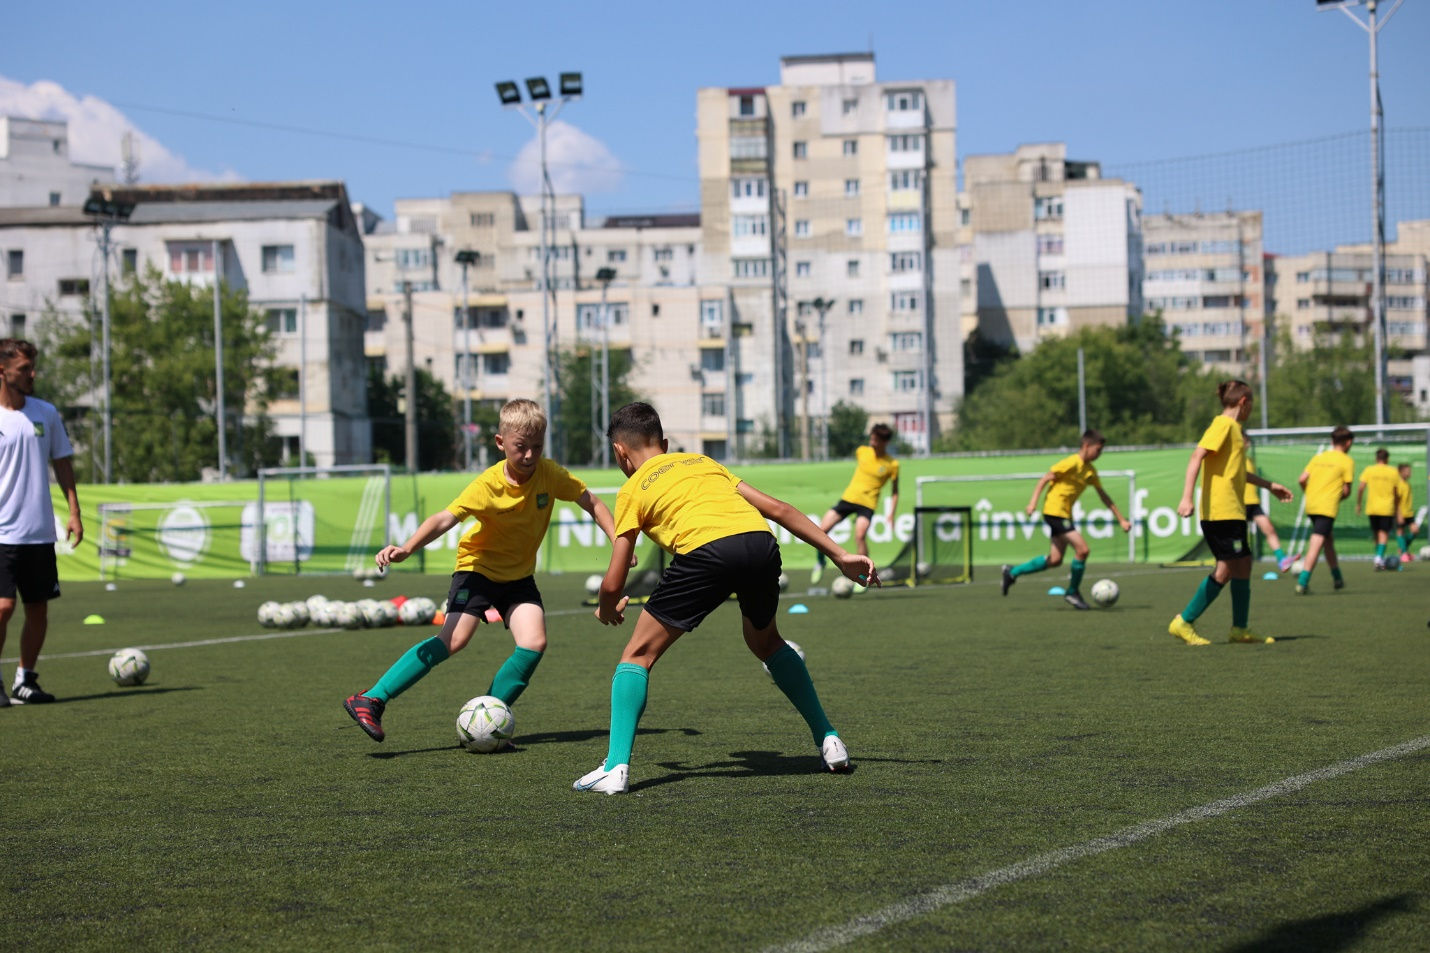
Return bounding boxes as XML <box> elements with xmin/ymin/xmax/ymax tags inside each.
<box><xmin>256</xmin><ymin>596</ymin><xmax>442</xmax><ymax>630</ymax></box>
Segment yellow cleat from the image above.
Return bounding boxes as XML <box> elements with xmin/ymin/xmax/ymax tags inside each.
<box><xmin>1168</xmin><ymin>615</ymin><xmax>1211</xmax><ymax>646</ymax></box>
<box><xmin>1229</xmin><ymin>627</ymin><xmax>1274</xmax><ymax>644</ymax></box>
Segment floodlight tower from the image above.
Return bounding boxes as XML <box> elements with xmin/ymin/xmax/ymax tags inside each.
<box><xmin>595</xmin><ymin>266</ymin><xmax>617</xmax><ymax>467</ymax></box>
<box><xmin>495</xmin><ymin>72</ymin><xmax>583</xmax><ymax>455</ymax></box>
<box><xmin>83</xmin><ymin>193</ymin><xmax>135</xmax><ymax>484</ymax></box>
<box><xmin>455</xmin><ymin>249</ymin><xmax>481</xmax><ymax>470</ymax></box>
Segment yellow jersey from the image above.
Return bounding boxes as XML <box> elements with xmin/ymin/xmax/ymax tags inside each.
<box><xmin>1398</xmin><ymin>476</ymin><xmax>1414</xmax><ymax>519</ymax></box>
<box><xmin>839</xmin><ymin>445</ymin><xmax>899</xmax><ymax>510</ymax></box>
<box><xmin>1302</xmin><ymin>449</ymin><xmax>1354</xmax><ymax>518</ymax></box>
<box><xmin>1243</xmin><ymin>457</ymin><xmax>1262</xmax><ymax>507</ymax></box>
<box><xmin>445</xmin><ymin>457</ymin><xmax>587</xmax><ymax>581</ymax></box>
<box><xmin>1196</xmin><ymin>415</ymin><xmax>1246</xmax><ymax>521</ymax></box>
<box><xmin>1358</xmin><ymin>462</ymin><xmax>1400</xmax><ymax>517</ymax></box>
<box><xmin>1042</xmin><ymin>453</ymin><xmax>1103</xmax><ymax>519</ymax></box>
<box><xmin>616</xmin><ymin>453</ymin><xmax>771</xmax><ymax>556</ymax></box>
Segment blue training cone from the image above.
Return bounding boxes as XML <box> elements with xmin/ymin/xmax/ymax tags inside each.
<box><xmin>1262</xmin><ymin>571</ymin><xmax>1279</xmax><ymax>580</ymax></box>
<box><xmin>1047</xmin><ymin>586</ymin><xmax>1066</xmax><ymax>596</ymax></box>
<box><xmin>787</xmin><ymin>603</ymin><xmax>809</xmax><ymax>614</ymax></box>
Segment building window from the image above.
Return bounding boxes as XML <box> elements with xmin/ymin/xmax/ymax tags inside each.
<box><xmin>271</xmin><ymin>368</ymin><xmax>300</xmax><ymax>400</ymax></box>
<box><xmin>1039</xmin><ymin>271</ymin><xmax>1066</xmax><ymax>290</ymax></box>
<box><xmin>121</xmin><ymin>248</ymin><xmax>138</xmax><ymax>274</ymax></box>
<box><xmin>793</xmin><ymin>141</ymin><xmax>808</xmax><ymax>159</ymax></box>
<box><xmin>887</xmin><ymin>212</ymin><xmax>922</xmax><ymax>234</ymax></box>
<box><xmin>892</xmin><ymin>369</ymin><xmax>923</xmax><ymax>392</ymax></box>
<box><xmin>1037</xmin><ymin>307</ymin><xmax>1067</xmax><ymax>328</ymax></box>
<box><xmin>849</xmin><ymin>339</ymin><xmax>864</xmax><ymax>355</ymax></box>
<box><xmin>168</xmin><ymin>243</ymin><xmax>214</xmax><ymax>274</ymax></box>
<box><xmin>848</xmin><ymin>298</ymin><xmax>864</xmax><ymax>314</ymax></box>
<box><xmin>266</xmin><ymin>308</ymin><xmax>298</xmax><ymax>334</ymax></box>
<box><xmin>846</xmin><ymin>218</ymin><xmax>863</xmax><ymax>237</ymax></box>
<box><xmin>730</xmin><ymin>136</ymin><xmax>768</xmax><ymax>160</ymax></box>
<box><xmin>842</xmin><ymin>139</ymin><xmax>858</xmax><ymax>156</ymax></box>
<box><xmin>700</xmin><ymin>348</ymin><xmax>726</xmax><ymax>372</ymax></box>
<box><xmin>653</xmin><ymin>247</ymin><xmax>674</xmax><ymax>262</ymax></box>
<box><xmin>482</xmin><ymin>352</ymin><xmax>510</xmax><ymax>375</ymax></box>
<box><xmin>470</xmin><ymin>212</ymin><xmax>495</xmax><ymax>227</ymax></box>
<box><xmin>795</xmin><ymin>261</ymin><xmax>811</xmax><ymax>277</ymax></box>
<box><xmin>794</xmin><ymin>220</ymin><xmax>810</xmax><ymax>238</ymax></box>
<box><xmin>703</xmin><ymin>439</ymin><xmax>728</xmax><ymax>460</ymax></box>
<box><xmin>1033</xmin><ymin>196</ymin><xmax>1063</xmax><ymax>221</ymax></box>
<box><xmin>793</xmin><ymin>181</ymin><xmax>808</xmax><ymax>198</ymax></box>
<box><xmin>885</xmin><ymin>90</ymin><xmax>923</xmax><ymax>112</ymax></box>
<box><xmin>262</xmin><ymin>244</ymin><xmax>296</xmax><ymax>274</ymax></box>
<box><xmin>847</xmin><ymin>259</ymin><xmax>860</xmax><ymax>278</ymax></box>
<box><xmin>1037</xmin><ymin>234</ymin><xmax>1064</xmax><ymax>255</ymax></box>
<box><xmin>960</xmin><ymin>208</ymin><xmax>971</xmax><ymax>226</ymax></box>
<box><xmin>5</xmin><ymin>250</ymin><xmax>21</xmax><ymax>280</ymax></box>
<box><xmin>890</xmin><ymin>291</ymin><xmax>921</xmax><ymax>312</ymax></box>
<box><xmin>889</xmin><ymin>169</ymin><xmax>923</xmax><ymax>191</ymax></box>
<box><xmin>890</xmin><ymin>331</ymin><xmax>923</xmax><ymax>352</ymax></box>
<box><xmin>577</xmin><ymin>303</ymin><xmax>629</xmax><ymax>330</ymax></box>
<box><xmin>57</xmin><ymin>278</ymin><xmax>90</xmax><ymax>296</ymax></box>
<box><xmin>733</xmin><ymin>215</ymin><xmax>768</xmax><ymax>237</ymax></box>
<box><xmin>701</xmin><ymin>393</ymin><xmax>726</xmax><ymax>416</ymax></box>
<box><xmin>844</xmin><ymin>178</ymin><xmax>860</xmax><ymax>196</ymax></box>
<box><xmin>732</xmin><ymin>258</ymin><xmax>770</xmax><ymax>279</ymax></box>
<box><xmin>791</xmin><ymin>100</ymin><xmax>806</xmax><ymax>117</ymax></box>
<box><xmin>700</xmin><ymin>299</ymin><xmax>724</xmax><ymax>335</ymax></box>
<box><xmin>732</xmin><ymin>177</ymin><xmax>767</xmax><ymax>199</ymax></box>
<box><xmin>738</xmin><ymin>95</ymin><xmax>755</xmax><ymax>116</ymax></box>
<box><xmin>849</xmin><ymin>378</ymin><xmax>865</xmax><ymax>396</ymax></box>
<box><xmin>48</xmin><ymin>192</ymin><xmax>61</xmax><ymax>207</ymax></box>
<box><xmin>887</xmin><ymin>134</ymin><xmax>924</xmax><ymax>153</ymax></box>
<box><xmin>8</xmin><ymin>313</ymin><xmax>25</xmax><ymax>338</ymax></box>
<box><xmin>607</xmin><ymin>249</ymin><xmax>627</xmax><ymax>262</ymax></box>
<box><xmin>889</xmin><ymin>251</ymin><xmax>922</xmax><ymax>272</ymax></box>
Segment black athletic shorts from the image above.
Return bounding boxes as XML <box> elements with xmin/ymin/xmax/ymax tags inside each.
<box><xmin>1043</xmin><ymin>515</ymin><xmax>1076</xmax><ymax>537</ymax></box>
<box><xmin>1308</xmin><ymin>515</ymin><xmax>1336</xmax><ymax>538</ymax></box>
<box><xmin>1200</xmin><ymin>519</ymin><xmax>1250</xmax><ymax>561</ymax></box>
<box><xmin>445</xmin><ymin>571</ymin><xmax>542</xmax><ymax>629</ymax></box>
<box><xmin>0</xmin><ymin>544</ymin><xmax>61</xmax><ymax>603</ymax></box>
<box><xmin>643</xmin><ymin>531</ymin><xmax>781</xmax><ymax>633</ymax></box>
<box><xmin>1244</xmin><ymin>503</ymin><xmax>1265</xmax><ymax>520</ymax></box>
<box><xmin>1368</xmin><ymin>515</ymin><xmax>1396</xmax><ymax>534</ymax></box>
<box><xmin>832</xmin><ymin>499</ymin><xmax>875</xmax><ymax>521</ymax></box>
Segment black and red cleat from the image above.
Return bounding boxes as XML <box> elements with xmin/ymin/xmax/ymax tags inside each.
<box><xmin>344</xmin><ymin>694</ymin><xmax>386</xmax><ymax>742</ymax></box>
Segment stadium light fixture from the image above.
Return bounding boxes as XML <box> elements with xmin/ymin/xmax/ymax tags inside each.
<box><xmin>559</xmin><ymin>72</ymin><xmax>583</xmax><ymax>99</ymax></box>
<box><xmin>494</xmin><ymin>81</ymin><xmax>522</xmax><ymax>106</ymax></box>
<box><xmin>524</xmin><ymin>76</ymin><xmax>552</xmax><ymax>101</ymax></box>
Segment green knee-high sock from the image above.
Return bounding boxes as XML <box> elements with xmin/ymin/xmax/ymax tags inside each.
<box><xmin>1330</xmin><ymin>566</ymin><xmax>1344</xmax><ymax>583</ymax></box>
<box><xmin>1297</xmin><ymin>569</ymin><xmax>1311</xmax><ymax>588</ymax></box>
<box><xmin>1399</xmin><ymin>532</ymin><xmax>1413</xmax><ymax>554</ymax></box>
<box><xmin>368</xmin><ymin>636</ymin><xmax>450</xmax><ymax>702</ymax></box>
<box><xmin>1375</xmin><ymin>543</ymin><xmax>1386</xmax><ymax>562</ymax></box>
<box><xmin>1068</xmin><ymin>559</ymin><xmax>1087</xmax><ymax>594</ymax></box>
<box><xmin>1010</xmin><ymin>554</ymin><xmax>1048</xmax><ymax>578</ymax></box>
<box><xmin>1180</xmin><ymin>575</ymin><xmax>1224</xmax><ymax>624</ymax></box>
<box><xmin>604</xmin><ymin>662</ymin><xmax>649</xmax><ymax>769</ymax></box>
<box><xmin>1273</xmin><ymin>546</ymin><xmax>1286</xmax><ymax>562</ymax></box>
<box><xmin>487</xmin><ymin>647</ymin><xmax>544</xmax><ymax>706</ymax></box>
<box><xmin>766</xmin><ymin>644</ymin><xmax>836</xmax><ymax>746</ymax></box>
<box><xmin>1229</xmin><ymin>578</ymin><xmax>1250</xmax><ymax>628</ymax></box>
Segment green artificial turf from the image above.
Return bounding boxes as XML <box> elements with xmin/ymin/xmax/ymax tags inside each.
<box><xmin>2</xmin><ymin>563</ymin><xmax>1426</xmax><ymax>952</ymax></box>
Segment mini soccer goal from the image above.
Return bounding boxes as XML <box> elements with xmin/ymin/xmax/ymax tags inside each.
<box><xmin>877</xmin><ymin>506</ymin><xmax>974</xmax><ymax>586</ymax></box>
<box><xmin>254</xmin><ymin>464</ymin><xmax>393</xmax><ymax>576</ymax></box>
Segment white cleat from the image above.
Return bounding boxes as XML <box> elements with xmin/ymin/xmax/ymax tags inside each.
<box><xmin>821</xmin><ymin>735</ymin><xmax>852</xmax><ymax>773</ymax></box>
<box><xmin>573</xmin><ymin>762</ymin><xmax>629</xmax><ymax>795</ymax></box>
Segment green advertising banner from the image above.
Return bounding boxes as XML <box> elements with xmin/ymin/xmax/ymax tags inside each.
<box><xmin>52</xmin><ymin>441</ymin><xmax>1423</xmax><ymax>582</ymax></box>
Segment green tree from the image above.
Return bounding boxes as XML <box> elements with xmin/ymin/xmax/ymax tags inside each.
<box><xmin>1263</xmin><ymin>328</ymin><xmax>1420</xmax><ymax>427</ymax></box>
<box><xmin>37</xmin><ymin>266</ymin><xmax>281</xmax><ymax>482</ymax></box>
<box><xmin>368</xmin><ymin>365</ymin><xmax>458</xmax><ymax>471</ymax></box>
<box><xmin>827</xmin><ymin>400</ymin><xmax>869</xmax><ymax>458</ymax></box>
<box><xmin>555</xmin><ymin>345</ymin><xmax>641</xmax><ymax>465</ymax></box>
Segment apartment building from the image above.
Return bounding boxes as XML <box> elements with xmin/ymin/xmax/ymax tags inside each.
<box><xmin>1142</xmin><ymin>210</ymin><xmax>1267</xmax><ymax>371</ymax></box>
<box><xmin>0</xmin><ymin>117</ymin><xmax>114</xmax><ymax>208</ymax></box>
<box><xmin>696</xmin><ymin>52</ymin><xmax>961</xmax><ymax>455</ymax></box>
<box><xmin>961</xmin><ymin>143</ymin><xmax>1142</xmax><ymax>354</ymax></box>
<box><xmin>0</xmin><ymin>181</ymin><xmax>372</xmax><ymax>468</ymax></box>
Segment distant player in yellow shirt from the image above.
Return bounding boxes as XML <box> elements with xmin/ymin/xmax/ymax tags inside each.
<box><xmin>1295</xmin><ymin>426</ymin><xmax>1355</xmax><ymax>595</ymax></box>
<box><xmin>1244</xmin><ymin>436</ymin><xmax>1295</xmax><ymax>572</ymax></box>
<box><xmin>575</xmin><ymin>402</ymin><xmax>877</xmax><ymax>794</ymax></box>
<box><xmin>343</xmin><ymin>398</ymin><xmax>619</xmax><ymax>743</ymax></box>
<box><xmin>1394</xmin><ymin>462</ymin><xmax>1420</xmax><ymax>564</ymax></box>
<box><xmin>1000</xmin><ymin>429</ymin><xmax>1132</xmax><ymax>610</ymax></box>
<box><xmin>811</xmin><ymin>423</ymin><xmax>898</xmax><ymax>585</ymax></box>
<box><xmin>1168</xmin><ymin>381</ymin><xmax>1292</xmax><ymax>646</ymax></box>
<box><xmin>1356</xmin><ymin>448</ymin><xmax>1403</xmax><ymax>571</ymax></box>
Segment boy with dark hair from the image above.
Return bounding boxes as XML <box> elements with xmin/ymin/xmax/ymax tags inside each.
<box><xmin>1394</xmin><ymin>463</ymin><xmax>1419</xmax><ymax>564</ymax></box>
<box><xmin>1295</xmin><ymin>426</ymin><xmax>1355</xmax><ymax>595</ymax></box>
<box><xmin>811</xmin><ymin>423</ymin><xmax>898</xmax><ymax>585</ymax></box>
<box><xmin>1001</xmin><ymin>429</ymin><xmax>1132</xmax><ymax>610</ymax></box>
<box><xmin>1356</xmin><ymin>448</ymin><xmax>1402</xmax><ymax>570</ymax></box>
<box><xmin>575</xmin><ymin>401</ymin><xmax>877</xmax><ymax>795</ymax></box>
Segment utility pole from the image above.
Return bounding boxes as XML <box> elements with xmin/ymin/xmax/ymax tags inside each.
<box><xmin>811</xmin><ymin>296</ymin><xmax>835</xmax><ymax>460</ymax></box>
<box><xmin>455</xmin><ymin>250</ymin><xmax>481</xmax><ymax>470</ymax></box>
<box><xmin>212</xmin><ymin>239</ymin><xmax>227</xmax><ymax>477</ymax></box>
<box><xmin>796</xmin><ymin>316</ymin><xmax>811</xmax><ymax>460</ymax></box>
<box><xmin>83</xmin><ymin>194</ymin><xmax>134</xmax><ymax>484</ymax></box>
<box><xmin>402</xmin><ymin>280</ymin><xmax>418</xmax><ymax>472</ymax></box>
<box><xmin>298</xmin><ymin>293</ymin><xmax>307</xmax><ymax>468</ymax></box>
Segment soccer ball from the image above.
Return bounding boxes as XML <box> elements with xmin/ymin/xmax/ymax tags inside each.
<box><xmin>831</xmin><ymin>576</ymin><xmax>855</xmax><ymax>598</ymax></box>
<box><xmin>916</xmin><ymin>561</ymin><xmax>932</xmax><ymax>579</ymax></box>
<box><xmin>257</xmin><ymin>601</ymin><xmax>281</xmax><ymax>627</ymax></box>
<box><xmin>170</xmin><ymin>572</ymin><xmax>186</xmax><ymax>586</ymax></box>
<box><xmin>334</xmin><ymin>602</ymin><xmax>365</xmax><ymax>629</ymax></box>
<box><xmin>763</xmin><ymin>639</ymin><xmax>805</xmax><ymax>677</ymax></box>
<box><xmin>1291</xmin><ymin>558</ymin><xmax>1306</xmax><ymax>574</ymax></box>
<box><xmin>456</xmin><ymin>695</ymin><xmax>515</xmax><ymax>753</ymax></box>
<box><xmin>108</xmin><ymin>647</ymin><xmax>150</xmax><ymax>686</ymax></box>
<box><xmin>585</xmin><ymin>573</ymin><xmax>604</xmax><ymax>596</ymax></box>
<box><xmin>1419</xmin><ymin>544</ymin><xmax>1430</xmax><ymax>562</ymax></box>
<box><xmin>1090</xmin><ymin>578</ymin><xmax>1120</xmax><ymax>608</ymax></box>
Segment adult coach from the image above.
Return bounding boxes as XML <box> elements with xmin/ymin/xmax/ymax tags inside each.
<box><xmin>0</xmin><ymin>339</ymin><xmax>82</xmax><ymax>706</ymax></box>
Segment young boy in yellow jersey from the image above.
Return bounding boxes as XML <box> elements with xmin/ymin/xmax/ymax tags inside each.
<box><xmin>1394</xmin><ymin>463</ymin><xmax>1419</xmax><ymax>564</ymax></box>
<box><xmin>1169</xmin><ymin>381</ymin><xmax>1293</xmax><ymax>646</ymax></box>
<box><xmin>575</xmin><ymin>401</ymin><xmax>878</xmax><ymax>795</ymax></box>
<box><xmin>811</xmin><ymin>423</ymin><xmax>898</xmax><ymax>585</ymax></box>
<box><xmin>343</xmin><ymin>399</ymin><xmax>619</xmax><ymax>743</ymax></box>
<box><xmin>1356</xmin><ymin>448</ymin><xmax>1403</xmax><ymax>571</ymax></box>
<box><xmin>1000</xmin><ymin>429</ymin><xmax>1132</xmax><ymax>610</ymax></box>
<box><xmin>1244</xmin><ymin>436</ymin><xmax>1295</xmax><ymax>572</ymax></box>
<box><xmin>1294</xmin><ymin>426</ymin><xmax>1355</xmax><ymax>595</ymax></box>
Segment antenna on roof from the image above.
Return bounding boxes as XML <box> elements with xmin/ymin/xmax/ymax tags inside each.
<box><xmin>120</xmin><ymin>131</ymin><xmax>140</xmax><ymax>185</ymax></box>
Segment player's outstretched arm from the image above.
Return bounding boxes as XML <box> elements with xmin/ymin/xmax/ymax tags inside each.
<box><xmin>737</xmin><ymin>481</ymin><xmax>879</xmax><ymax>586</ymax></box>
<box><xmin>1096</xmin><ymin>487</ymin><xmax>1133</xmax><ymax>532</ymax></box>
<box><xmin>1177</xmin><ymin>448</ymin><xmax>1209</xmax><ymax>518</ymax></box>
<box><xmin>1026</xmin><ymin>472</ymin><xmax>1054</xmax><ymax>516</ymax></box>
<box><xmin>594</xmin><ymin>530</ymin><xmax>637</xmax><ymax>625</ymax></box>
<box><xmin>576</xmin><ymin>489</ymin><xmax>630</xmax><ymax>561</ymax></box>
<box><xmin>376</xmin><ymin>510</ymin><xmax>458</xmax><ymax>569</ymax></box>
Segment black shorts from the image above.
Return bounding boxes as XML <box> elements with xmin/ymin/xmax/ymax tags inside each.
<box><xmin>1244</xmin><ymin>503</ymin><xmax>1264</xmax><ymax>520</ymax></box>
<box><xmin>1043</xmin><ymin>515</ymin><xmax>1077</xmax><ymax>537</ymax></box>
<box><xmin>1308</xmin><ymin>515</ymin><xmax>1336</xmax><ymax>539</ymax></box>
<box><xmin>1200</xmin><ymin>520</ymin><xmax>1250</xmax><ymax>561</ymax></box>
<box><xmin>832</xmin><ymin>499</ymin><xmax>875</xmax><ymax>521</ymax></box>
<box><xmin>0</xmin><ymin>544</ymin><xmax>61</xmax><ymax>603</ymax></box>
<box><xmin>643</xmin><ymin>532</ymin><xmax>781</xmax><ymax>633</ymax></box>
<box><xmin>445</xmin><ymin>571</ymin><xmax>542</xmax><ymax>628</ymax></box>
<box><xmin>1368</xmin><ymin>515</ymin><xmax>1396</xmax><ymax>534</ymax></box>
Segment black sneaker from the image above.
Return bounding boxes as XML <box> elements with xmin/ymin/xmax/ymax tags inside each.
<box><xmin>1064</xmin><ymin>592</ymin><xmax>1091</xmax><ymax>610</ymax></box>
<box><xmin>344</xmin><ymin>694</ymin><xmax>386</xmax><ymax>742</ymax></box>
<box><xmin>1001</xmin><ymin>565</ymin><xmax>1015</xmax><ymax>596</ymax></box>
<box><xmin>12</xmin><ymin>674</ymin><xmax>55</xmax><ymax>704</ymax></box>
<box><xmin>0</xmin><ymin>682</ymin><xmax>10</xmax><ymax>708</ymax></box>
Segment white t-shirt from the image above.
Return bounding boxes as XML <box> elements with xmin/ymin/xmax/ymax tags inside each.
<box><xmin>0</xmin><ymin>397</ymin><xmax>73</xmax><ymax>545</ymax></box>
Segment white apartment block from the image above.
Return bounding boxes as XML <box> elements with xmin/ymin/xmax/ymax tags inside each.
<box><xmin>696</xmin><ymin>52</ymin><xmax>962</xmax><ymax>455</ymax></box>
<box><xmin>961</xmin><ymin>143</ymin><xmax>1142</xmax><ymax>354</ymax></box>
<box><xmin>0</xmin><ymin>182</ymin><xmax>371</xmax><ymax>469</ymax></box>
<box><xmin>1142</xmin><ymin>210</ymin><xmax>1267</xmax><ymax>372</ymax></box>
<box><xmin>0</xmin><ymin>117</ymin><xmax>114</xmax><ymax>208</ymax></box>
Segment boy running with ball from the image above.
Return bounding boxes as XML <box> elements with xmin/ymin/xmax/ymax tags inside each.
<box><xmin>811</xmin><ymin>423</ymin><xmax>898</xmax><ymax>585</ymax></box>
<box><xmin>1295</xmin><ymin>426</ymin><xmax>1355</xmax><ymax>595</ymax></box>
<box><xmin>575</xmin><ymin>402</ymin><xmax>876</xmax><ymax>795</ymax></box>
<box><xmin>343</xmin><ymin>399</ymin><xmax>619</xmax><ymax>742</ymax></box>
<box><xmin>1169</xmin><ymin>381</ymin><xmax>1292</xmax><ymax>646</ymax></box>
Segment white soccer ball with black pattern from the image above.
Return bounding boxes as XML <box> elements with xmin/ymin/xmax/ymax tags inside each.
<box><xmin>1090</xmin><ymin>578</ymin><xmax>1120</xmax><ymax>608</ymax></box>
<box><xmin>455</xmin><ymin>695</ymin><xmax>515</xmax><ymax>753</ymax></box>
<box><xmin>1419</xmin><ymin>544</ymin><xmax>1430</xmax><ymax>562</ymax></box>
<box><xmin>108</xmin><ymin>647</ymin><xmax>150</xmax><ymax>686</ymax></box>
<box><xmin>257</xmin><ymin>601</ymin><xmax>281</xmax><ymax>627</ymax></box>
<box><xmin>830</xmin><ymin>576</ymin><xmax>855</xmax><ymax>598</ymax></box>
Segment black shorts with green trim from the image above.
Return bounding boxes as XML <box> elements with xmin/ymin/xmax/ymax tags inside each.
<box><xmin>1200</xmin><ymin>519</ymin><xmax>1250</xmax><ymax>561</ymax></box>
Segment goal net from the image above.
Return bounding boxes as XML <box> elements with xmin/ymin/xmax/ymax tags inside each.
<box><xmin>878</xmin><ymin>506</ymin><xmax>974</xmax><ymax>586</ymax></box>
<box><xmin>254</xmin><ymin>464</ymin><xmax>393</xmax><ymax>576</ymax></box>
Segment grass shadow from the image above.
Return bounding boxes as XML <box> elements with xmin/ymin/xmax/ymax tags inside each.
<box><xmin>1220</xmin><ymin>892</ymin><xmax>1414</xmax><ymax>953</ymax></box>
<box><xmin>363</xmin><ymin>725</ymin><xmax>703</xmax><ymax>759</ymax></box>
<box><xmin>32</xmin><ymin>686</ymin><xmax>205</xmax><ymax>705</ymax></box>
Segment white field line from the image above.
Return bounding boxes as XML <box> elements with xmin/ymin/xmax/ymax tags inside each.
<box><xmin>763</xmin><ymin>733</ymin><xmax>1430</xmax><ymax>953</ymax></box>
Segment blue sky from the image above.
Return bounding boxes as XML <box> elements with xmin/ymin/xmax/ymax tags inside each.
<box><xmin>5</xmin><ymin>0</ymin><xmax>1429</xmax><ymax>232</ymax></box>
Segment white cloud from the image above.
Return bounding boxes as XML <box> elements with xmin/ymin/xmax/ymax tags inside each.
<box><xmin>0</xmin><ymin>75</ymin><xmax>241</xmax><ymax>185</ymax></box>
<box><xmin>507</xmin><ymin>120</ymin><xmax>623</xmax><ymax>195</ymax></box>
